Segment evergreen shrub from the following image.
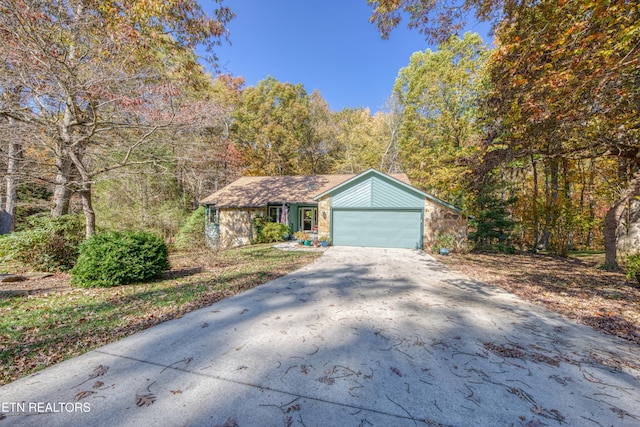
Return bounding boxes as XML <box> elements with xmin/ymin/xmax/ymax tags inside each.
<box><xmin>71</xmin><ymin>231</ymin><xmax>170</xmax><ymax>287</ymax></box>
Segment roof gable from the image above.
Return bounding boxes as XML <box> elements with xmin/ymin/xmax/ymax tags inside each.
<box><xmin>314</xmin><ymin>168</ymin><xmax>464</xmax><ymax>213</ymax></box>
<box><xmin>314</xmin><ymin>169</ymin><xmax>426</xmax><ymax>201</ymax></box>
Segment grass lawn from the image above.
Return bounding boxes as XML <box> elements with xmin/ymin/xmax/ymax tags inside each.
<box><xmin>438</xmin><ymin>251</ymin><xmax>640</xmax><ymax>347</ymax></box>
<box><xmin>0</xmin><ymin>244</ymin><xmax>322</xmax><ymax>386</ymax></box>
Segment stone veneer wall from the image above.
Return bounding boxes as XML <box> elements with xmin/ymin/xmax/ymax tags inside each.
<box><xmin>218</xmin><ymin>208</ymin><xmax>266</xmax><ymax>249</ymax></box>
<box><xmin>317</xmin><ymin>195</ymin><xmax>331</xmax><ymax>239</ymax></box>
<box><xmin>423</xmin><ymin>199</ymin><xmax>468</xmax><ymax>251</ymax></box>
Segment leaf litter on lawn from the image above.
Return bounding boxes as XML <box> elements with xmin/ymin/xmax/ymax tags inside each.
<box><xmin>439</xmin><ymin>252</ymin><xmax>640</xmax><ymax>346</ymax></box>
<box><xmin>0</xmin><ymin>245</ymin><xmax>322</xmax><ymax>385</ymax></box>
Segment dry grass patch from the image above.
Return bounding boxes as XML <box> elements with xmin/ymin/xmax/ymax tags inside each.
<box><xmin>0</xmin><ymin>244</ymin><xmax>321</xmax><ymax>385</ymax></box>
<box><xmin>438</xmin><ymin>252</ymin><xmax>640</xmax><ymax>345</ymax></box>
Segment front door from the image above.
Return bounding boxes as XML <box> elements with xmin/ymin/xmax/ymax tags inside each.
<box><xmin>299</xmin><ymin>207</ymin><xmax>317</xmax><ymax>232</ymax></box>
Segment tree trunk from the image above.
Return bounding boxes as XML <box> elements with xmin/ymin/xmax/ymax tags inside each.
<box><xmin>80</xmin><ymin>183</ymin><xmax>95</xmax><ymax>238</ymax></box>
<box><xmin>604</xmin><ymin>171</ymin><xmax>640</xmax><ymax>267</ymax></box>
<box><xmin>3</xmin><ymin>121</ymin><xmax>21</xmax><ymax>232</ymax></box>
<box><xmin>66</xmin><ymin>143</ymin><xmax>95</xmax><ymax>237</ymax></box>
<box><xmin>562</xmin><ymin>157</ymin><xmax>573</xmax><ymax>253</ymax></box>
<box><xmin>531</xmin><ymin>152</ymin><xmax>539</xmax><ymax>251</ymax></box>
<box><xmin>51</xmin><ymin>155</ymin><xmax>73</xmax><ymax>217</ymax></box>
<box><xmin>586</xmin><ymin>159</ymin><xmax>596</xmax><ymax>248</ymax></box>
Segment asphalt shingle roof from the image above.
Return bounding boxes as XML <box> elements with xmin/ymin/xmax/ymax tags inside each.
<box><xmin>200</xmin><ymin>173</ymin><xmax>411</xmax><ymax>208</ymax></box>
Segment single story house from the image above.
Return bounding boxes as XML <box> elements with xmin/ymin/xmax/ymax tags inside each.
<box><xmin>199</xmin><ymin>168</ymin><xmax>467</xmax><ymax>251</ymax></box>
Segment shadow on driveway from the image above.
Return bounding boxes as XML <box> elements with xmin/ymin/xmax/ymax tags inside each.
<box><xmin>1</xmin><ymin>247</ymin><xmax>640</xmax><ymax>426</ymax></box>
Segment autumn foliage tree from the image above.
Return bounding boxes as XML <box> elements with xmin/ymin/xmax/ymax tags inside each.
<box><xmin>0</xmin><ymin>0</ymin><xmax>234</xmax><ymax>237</ymax></box>
<box><xmin>369</xmin><ymin>0</ymin><xmax>639</xmax><ymax>264</ymax></box>
<box><xmin>487</xmin><ymin>0</ymin><xmax>639</xmax><ymax>263</ymax></box>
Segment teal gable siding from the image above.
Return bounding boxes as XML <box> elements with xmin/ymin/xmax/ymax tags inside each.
<box><xmin>331</xmin><ymin>174</ymin><xmax>424</xmax><ymax>209</ymax></box>
<box><xmin>331</xmin><ymin>177</ymin><xmax>371</xmax><ymax>207</ymax></box>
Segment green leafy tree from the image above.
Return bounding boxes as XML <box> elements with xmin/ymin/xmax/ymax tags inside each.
<box><xmin>231</xmin><ymin>77</ymin><xmax>315</xmax><ymax>176</ymax></box>
<box><xmin>393</xmin><ymin>32</ymin><xmax>487</xmax><ymax>204</ymax></box>
<box><xmin>175</xmin><ymin>206</ymin><xmax>206</xmax><ymax>250</ymax></box>
<box><xmin>331</xmin><ymin>108</ymin><xmax>385</xmax><ymax>173</ymax></box>
<box><xmin>303</xmin><ymin>90</ymin><xmax>338</xmax><ymax>174</ymax></box>
<box><xmin>370</xmin><ymin>1</ymin><xmax>639</xmax><ymax>265</ymax></box>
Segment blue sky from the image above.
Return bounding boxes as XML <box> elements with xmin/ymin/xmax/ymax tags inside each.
<box><xmin>207</xmin><ymin>1</ymin><xmax>490</xmax><ymax>113</ymax></box>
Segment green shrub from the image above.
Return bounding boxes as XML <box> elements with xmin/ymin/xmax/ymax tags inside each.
<box><xmin>252</xmin><ymin>215</ymin><xmax>266</xmax><ymax>241</ymax></box>
<box><xmin>0</xmin><ymin>214</ymin><xmax>84</xmax><ymax>271</ymax></box>
<box><xmin>623</xmin><ymin>253</ymin><xmax>640</xmax><ymax>284</ymax></box>
<box><xmin>71</xmin><ymin>231</ymin><xmax>170</xmax><ymax>288</ymax></box>
<box><xmin>174</xmin><ymin>206</ymin><xmax>205</xmax><ymax>250</ymax></box>
<box><xmin>432</xmin><ymin>233</ymin><xmax>457</xmax><ymax>254</ymax></box>
<box><xmin>494</xmin><ymin>243</ymin><xmax>516</xmax><ymax>254</ymax></box>
<box><xmin>254</xmin><ymin>222</ymin><xmax>290</xmax><ymax>244</ymax></box>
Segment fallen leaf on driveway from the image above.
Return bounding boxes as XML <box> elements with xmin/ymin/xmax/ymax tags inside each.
<box><xmin>74</xmin><ymin>390</ymin><xmax>95</xmax><ymax>401</ymax></box>
<box><xmin>390</xmin><ymin>367</ymin><xmax>403</xmax><ymax>377</ymax></box>
<box><xmin>135</xmin><ymin>393</ymin><xmax>157</xmax><ymax>407</ymax></box>
<box><xmin>92</xmin><ymin>365</ymin><xmax>109</xmax><ymax>377</ymax></box>
<box><xmin>484</xmin><ymin>342</ymin><xmax>525</xmax><ymax>359</ymax></box>
<box><xmin>285</xmin><ymin>403</ymin><xmax>300</xmax><ymax>413</ymax></box>
<box><xmin>317</xmin><ymin>376</ymin><xmax>335</xmax><ymax>385</ymax></box>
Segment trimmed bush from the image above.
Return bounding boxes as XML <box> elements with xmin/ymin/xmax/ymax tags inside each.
<box><xmin>255</xmin><ymin>222</ymin><xmax>290</xmax><ymax>244</ymax></box>
<box><xmin>71</xmin><ymin>231</ymin><xmax>170</xmax><ymax>287</ymax></box>
<box><xmin>0</xmin><ymin>214</ymin><xmax>84</xmax><ymax>272</ymax></box>
<box><xmin>174</xmin><ymin>206</ymin><xmax>205</xmax><ymax>250</ymax></box>
<box><xmin>623</xmin><ymin>253</ymin><xmax>640</xmax><ymax>285</ymax></box>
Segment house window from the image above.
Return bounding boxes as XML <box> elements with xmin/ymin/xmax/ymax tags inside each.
<box><xmin>268</xmin><ymin>206</ymin><xmax>283</xmax><ymax>223</ymax></box>
<box><xmin>207</xmin><ymin>206</ymin><xmax>219</xmax><ymax>225</ymax></box>
<box><xmin>299</xmin><ymin>207</ymin><xmax>317</xmax><ymax>232</ymax></box>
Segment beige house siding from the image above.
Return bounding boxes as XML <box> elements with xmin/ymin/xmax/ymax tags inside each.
<box><xmin>317</xmin><ymin>195</ymin><xmax>331</xmax><ymax>239</ymax></box>
<box><xmin>218</xmin><ymin>208</ymin><xmax>266</xmax><ymax>249</ymax></box>
<box><xmin>423</xmin><ymin>199</ymin><xmax>468</xmax><ymax>252</ymax></box>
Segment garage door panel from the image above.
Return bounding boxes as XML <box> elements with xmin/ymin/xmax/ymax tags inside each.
<box><xmin>332</xmin><ymin>209</ymin><xmax>422</xmax><ymax>249</ymax></box>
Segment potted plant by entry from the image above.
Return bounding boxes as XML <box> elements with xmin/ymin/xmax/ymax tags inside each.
<box><xmin>319</xmin><ymin>236</ymin><xmax>331</xmax><ymax>247</ymax></box>
<box><xmin>293</xmin><ymin>231</ymin><xmax>309</xmax><ymax>245</ymax></box>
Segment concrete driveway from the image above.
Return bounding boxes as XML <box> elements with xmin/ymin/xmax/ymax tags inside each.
<box><xmin>1</xmin><ymin>247</ymin><xmax>639</xmax><ymax>426</ymax></box>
